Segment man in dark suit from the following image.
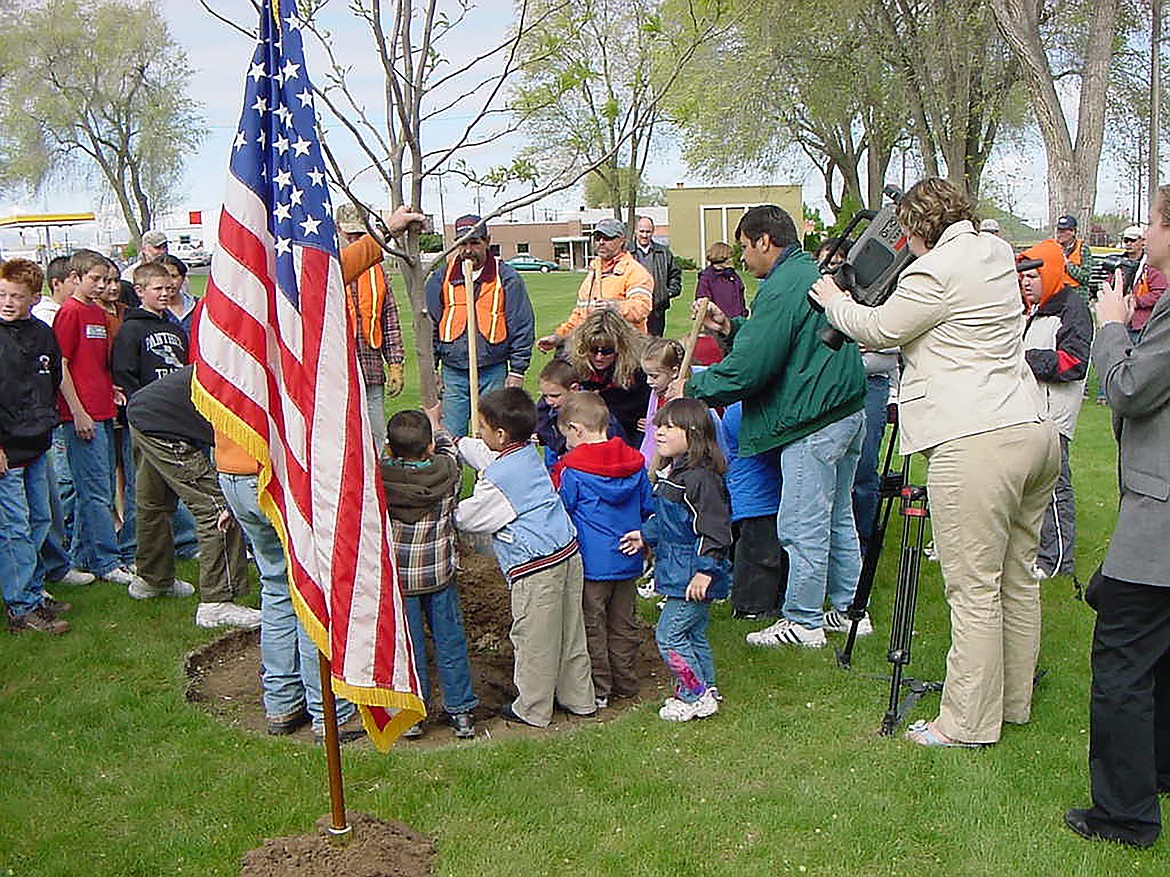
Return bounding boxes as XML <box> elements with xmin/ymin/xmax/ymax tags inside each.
<box><xmin>629</xmin><ymin>215</ymin><xmax>681</xmax><ymax>337</ymax></box>
<box><xmin>1066</xmin><ymin>186</ymin><xmax>1170</xmax><ymax>848</ymax></box>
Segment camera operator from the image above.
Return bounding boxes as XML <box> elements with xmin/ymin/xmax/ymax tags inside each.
<box><xmin>1064</xmin><ymin>186</ymin><xmax>1170</xmax><ymax>848</ymax></box>
<box><xmin>672</xmin><ymin>205</ymin><xmax>868</xmax><ymax>650</ymax></box>
<box><xmin>810</xmin><ymin>177</ymin><xmax>1060</xmax><ymax>748</ymax></box>
<box><xmin>1118</xmin><ymin>225</ymin><xmax>1167</xmax><ymax>343</ymax></box>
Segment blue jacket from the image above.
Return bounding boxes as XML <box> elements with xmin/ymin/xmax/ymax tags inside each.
<box><xmin>722</xmin><ymin>403</ymin><xmax>781</xmax><ymax>521</ymax></box>
<box><xmin>555</xmin><ymin>437</ymin><xmax>653</xmax><ymax>581</ymax></box>
<box><xmin>643</xmin><ymin>456</ymin><xmax>731</xmax><ymax>600</ymax></box>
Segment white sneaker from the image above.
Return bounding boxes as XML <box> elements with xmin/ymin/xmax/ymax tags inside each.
<box><xmin>102</xmin><ymin>566</ymin><xmax>139</xmax><ymax>586</ymax></box>
<box><xmin>195</xmin><ymin>601</ymin><xmax>262</xmax><ymax>629</ymax></box>
<box><xmin>59</xmin><ymin>569</ymin><xmax>96</xmax><ymax>586</ymax></box>
<box><xmin>745</xmin><ymin>617</ymin><xmax>827</xmax><ymax>649</ymax></box>
<box><xmin>1031</xmin><ymin>563</ymin><xmax>1051</xmax><ymax>581</ymax></box>
<box><xmin>822</xmin><ymin>608</ymin><xmax>873</xmax><ymax>636</ymax></box>
<box><xmin>637</xmin><ymin>579</ymin><xmax>656</xmax><ymax>599</ymax></box>
<box><xmin>595</xmin><ymin>696</ymin><xmax>609</xmax><ymax>710</ymax></box>
<box><xmin>128</xmin><ymin>577</ymin><xmax>196</xmax><ymax>600</ymax></box>
<box><xmin>658</xmin><ymin>689</ymin><xmax>719</xmax><ymax>722</ymax></box>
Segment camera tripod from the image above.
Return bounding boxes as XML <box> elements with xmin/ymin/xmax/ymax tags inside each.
<box><xmin>835</xmin><ymin>422</ymin><xmax>943</xmax><ymax>736</ymax></box>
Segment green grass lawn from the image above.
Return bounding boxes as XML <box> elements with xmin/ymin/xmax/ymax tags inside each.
<box><xmin>4</xmin><ymin>270</ymin><xmax>1162</xmax><ymax>875</ymax></box>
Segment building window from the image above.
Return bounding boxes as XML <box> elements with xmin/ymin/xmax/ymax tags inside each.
<box><xmin>516</xmin><ymin>241</ymin><xmax>530</xmax><ymax>254</ymax></box>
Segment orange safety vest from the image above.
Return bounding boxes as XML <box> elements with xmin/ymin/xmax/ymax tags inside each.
<box><xmin>1062</xmin><ymin>238</ymin><xmax>1085</xmax><ymax>289</ymax></box>
<box><xmin>437</xmin><ymin>258</ymin><xmax>507</xmax><ymax>344</ymax></box>
<box><xmin>346</xmin><ymin>264</ymin><xmax>386</xmax><ymax>349</ymax></box>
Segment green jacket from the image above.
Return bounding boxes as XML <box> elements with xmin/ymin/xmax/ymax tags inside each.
<box><xmin>686</xmin><ymin>248</ymin><xmax>866</xmax><ymax>457</ymax></box>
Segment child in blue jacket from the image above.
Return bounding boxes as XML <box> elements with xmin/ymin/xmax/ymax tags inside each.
<box><xmin>621</xmin><ymin>398</ymin><xmax>731</xmax><ymax>722</ymax></box>
<box><xmin>553</xmin><ymin>391</ymin><xmax>653</xmax><ymax>709</ymax></box>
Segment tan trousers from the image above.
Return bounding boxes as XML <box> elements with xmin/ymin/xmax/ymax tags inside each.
<box><xmin>510</xmin><ymin>552</ymin><xmax>595</xmax><ymax>726</ymax></box>
<box><xmin>582</xmin><ymin>578</ymin><xmax>641</xmax><ymax>700</ymax></box>
<box><xmin>924</xmin><ymin>420</ymin><xmax>1060</xmax><ymax>744</ymax></box>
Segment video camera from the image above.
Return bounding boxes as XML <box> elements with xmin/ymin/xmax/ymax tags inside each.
<box><xmin>810</xmin><ymin>185</ymin><xmax>914</xmax><ymax>350</ymax></box>
<box><xmin>1098</xmin><ymin>253</ymin><xmax>1142</xmax><ymax>294</ymax></box>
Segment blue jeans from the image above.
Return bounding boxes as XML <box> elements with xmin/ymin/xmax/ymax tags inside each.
<box><xmin>778</xmin><ymin>411</ymin><xmax>865</xmax><ymax>629</ymax></box>
<box><xmin>405</xmin><ymin>586</ymin><xmax>478</xmax><ymax>716</ymax></box>
<box><xmin>40</xmin><ymin>449</ymin><xmax>73</xmax><ymax>581</ymax></box>
<box><xmin>116</xmin><ymin>425</ymin><xmax>136</xmax><ymax>566</ymax></box>
<box><xmin>219</xmin><ymin>473</ymin><xmax>354</xmax><ymax>729</ymax></box>
<box><xmin>852</xmin><ymin>374</ymin><xmax>890</xmax><ymax>554</ymax></box>
<box><xmin>440</xmin><ymin>361</ymin><xmax>507</xmax><ymax>437</ymax></box>
<box><xmin>64</xmin><ymin>419</ymin><xmax>121</xmax><ymax>576</ymax></box>
<box><xmin>0</xmin><ymin>455</ymin><xmax>52</xmax><ymax>617</ymax></box>
<box><xmin>655</xmin><ymin>597</ymin><xmax>714</xmax><ymax>703</ymax></box>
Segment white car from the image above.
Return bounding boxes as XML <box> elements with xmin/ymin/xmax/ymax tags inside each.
<box><xmin>172</xmin><ymin>243</ymin><xmax>211</xmax><ymax>268</ymax></box>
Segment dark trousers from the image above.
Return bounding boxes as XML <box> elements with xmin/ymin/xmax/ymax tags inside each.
<box><xmin>730</xmin><ymin>515</ymin><xmax>787</xmax><ymax>616</ymax></box>
<box><xmin>1037</xmin><ymin>434</ymin><xmax>1075</xmax><ymax>576</ymax></box>
<box><xmin>582</xmin><ymin>577</ymin><xmax>641</xmax><ymax>700</ymax></box>
<box><xmin>647</xmin><ymin>306</ymin><xmax>667</xmax><ymax>338</ymax></box>
<box><xmin>1085</xmin><ymin>573</ymin><xmax>1170</xmax><ymax>846</ymax></box>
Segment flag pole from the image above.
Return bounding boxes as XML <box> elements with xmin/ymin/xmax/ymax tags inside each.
<box><xmin>317</xmin><ymin>651</ymin><xmax>352</xmax><ymax>843</ymax></box>
<box><xmin>463</xmin><ymin>258</ymin><xmax>480</xmax><ymax>431</ymax></box>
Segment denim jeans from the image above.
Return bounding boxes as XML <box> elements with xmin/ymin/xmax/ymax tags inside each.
<box><xmin>49</xmin><ymin>427</ymin><xmax>74</xmax><ymax>545</ymax></box>
<box><xmin>852</xmin><ymin>374</ymin><xmax>890</xmax><ymax>554</ymax></box>
<box><xmin>0</xmin><ymin>454</ymin><xmax>52</xmax><ymax>616</ymax></box>
<box><xmin>116</xmin><ymin>425</ymin><xmax>136</xmax><ymax>566</ymax></box>
<box><xmin>778</xmin><ymin>411</ymin><xmax>865</xmax><ymax>628</ymax></box>
<box><xmin>440</xmin><ymin>361</ymin><xmax>507</xmax><ymax>437</ymax></box>
<box><xmin>219</xmin><ymin>473</ymin><xmax>354</xmax><ymax>729</ymax></box>
<box><xmin>405</xmin><ymin>585</ymin><xmax>478</xmax><ymax>716</ymax></box>
<box><xmin>40</xmin><ymin>448</ymin><xmax>73</xmax><ymax>582</ymax></box>
<box><xmin>64</xmin><ymin>419</ymin><xmax>121</xmax><ymax>576</ymax></box>
<box><xmin>655</xmin><ymin>597</ymin><xmax>714</xmax><ymax>703</ymax></box>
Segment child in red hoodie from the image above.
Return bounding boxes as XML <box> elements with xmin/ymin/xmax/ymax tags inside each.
<box><xmin>553</xmin><ymin>391</ymin><xmax>654</xmax><ymax>709</ymax></box>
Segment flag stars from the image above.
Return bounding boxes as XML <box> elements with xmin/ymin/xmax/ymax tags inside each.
<box><xmin>281</xmin><ymin>60</ymin><xmax>301</xmax><ymax>82</ymax></box>
<box><xmin>273</xmin><ymin>169</ymin><xmax>292</xmax><ymax>189</ymax></box>
<box><xmin>273</xmin><ymin>134</ymin><xmax>290</xmax><ymax>155</ymax></box>
<box><xmin>295</xmin><ymin>88</ymin><xmax>313</xmax><ymax>108</ymax></box>
<box><xmin>274</xmin><ymin>237</ymin><xmax>292</xmax><ymax>256</ymax></box>
<box><xmin>251</xmin><ymin>95</ymin><xmax>268</xmax><ymax>113</ymax></box>
<box><xmin>306</xmin><ymin>167</ymin><xmax>325</xmax><ymax>187</ymax></box>
<box><xmin>300</xmin><ymin>215</ymin><xmax>322</xmax><ymax>236</ymax></box>
<box><xmin>248</xmin><ymin>62</ymin><xmax>266</xmax><ymax>82</ymax></box>
<box><xmin>284</xmin><ymin>13</ymin><xmax>302</xmax><ymax>31</ymax></box>
<box><xmin>274</xmin><ymin>105</ymin><xmax>293</xmax><ymax>127</ymax></box>
<box><xmin>290</xmin><ymin>187</ymin><xmax>304</xmax><ymax>207</ymax></box>
<box><xmin>273</xmin><ymin>202</ymin><xmax>292</xmax><ymax>222</ymax></box>
<box><xmin>234</xmin><ymin>130</ymin><xmax>247</xmax><ymax>151</ymax></box>
<box><xmin>291</xmin><ymin>137</ymin><xmax>311</xmax><ymax>157</ymax></box>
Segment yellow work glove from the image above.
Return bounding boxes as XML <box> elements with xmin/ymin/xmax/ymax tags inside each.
<box><xmin>385</xmin><ymin>363</ymin><xmax>404</xmax><ymax>397</ymax></box>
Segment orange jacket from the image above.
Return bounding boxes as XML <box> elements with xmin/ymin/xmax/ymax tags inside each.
<box><xmin>556</xmin><ymin>250</ymin><xmax>653</xmax><ymax>336</ymax></box>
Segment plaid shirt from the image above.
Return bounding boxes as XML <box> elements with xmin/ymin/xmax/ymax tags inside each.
<box><xmin>350</xmin><ymin>276</ymin><xmax>404</xmax><ymax>386</ymax></box>
<box><xmin>384</xmin><ymin>435</ymin><xmax>459</xmax><ymax>595</ymax></box>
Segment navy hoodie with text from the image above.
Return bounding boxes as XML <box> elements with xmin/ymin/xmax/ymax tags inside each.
<box><xmin>554</xmin><ymin>437</ymin><xmax>653</xmax><ymax>581</ymax></box>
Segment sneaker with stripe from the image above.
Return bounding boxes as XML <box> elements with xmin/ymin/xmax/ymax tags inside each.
<box><xmin>822</xmin><ymin>608</ymin><xmax>873</xmax><ymax>636</ymax></box>
<box><xmin>745</xmin><ymin>617</ymin><xmax>826</xmax><ymax>648</ymax></box>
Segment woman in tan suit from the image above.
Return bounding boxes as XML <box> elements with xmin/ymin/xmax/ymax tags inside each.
<box><xmin>810</xmin><ymin>177</ymin><xmax>1060</xmax><ymax>747</ymax></box>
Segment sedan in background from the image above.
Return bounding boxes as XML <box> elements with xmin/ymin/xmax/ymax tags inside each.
<box><xmin>505</xmin><ymin>254</ymin><xmax>559</xmax><ymax>273</ymax></box>
<box><xmin>172</xmin><ymin>243</ymin><xmax>211</xmax><ymax>268</ymax></box>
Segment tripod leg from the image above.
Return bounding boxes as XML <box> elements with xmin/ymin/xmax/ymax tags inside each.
<box><xmin>881</xmin><ymin>488</ymin><xmax>928</xmax><ymax>735</ymax></box>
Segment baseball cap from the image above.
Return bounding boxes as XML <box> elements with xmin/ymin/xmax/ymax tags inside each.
<box><xmin>593</xmin><ymin>217</ymin><xmax>626</xmax><ymax>239</ymax></box>
<box><xmin>979</xmin><ymin>218</ymin><xmax>1000</xmax><ymax>233</ymax></box>
<box><xmin>1055</xmin><ymin>215</ymin><xmax>1077</xmax><ymax>230</ymax></box>
<box><xmin>335</xmin><ymin>204</ymin><xmax>366</xmax><ymax>234</ymax></box>
<box><xmin>141</xmin><ymin>229</ymin><xmax>168</xmax><ymax>247</ymax></box>
<box><xmin>1122</xmin><ymin>224</ymin><xmax>1144</xmax><ymax>242</ymax></box>
<box><xmin>454</xmin><ymin>214</ymin><xmax>487</xmax><ymax>239</ymax></box>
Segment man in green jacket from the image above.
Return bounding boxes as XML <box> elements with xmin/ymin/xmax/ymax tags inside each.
<box><xmin>680</xmin><ymin>205</ymin><xmax>867</xmax><ymax>649</ymax></box>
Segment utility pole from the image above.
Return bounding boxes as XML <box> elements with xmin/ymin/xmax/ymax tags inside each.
<box><xmin>1151</xmin><ymin>0</ymin><xmax>1162</xmax><ymax>222</ymax></box>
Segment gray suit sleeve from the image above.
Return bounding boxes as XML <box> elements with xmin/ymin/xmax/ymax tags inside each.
<box><xmin>1093</xmin><ymin>299</ymin><xmax>1170</xmax><ymax>418</ymax></box>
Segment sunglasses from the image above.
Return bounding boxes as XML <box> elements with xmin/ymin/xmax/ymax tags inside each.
<box><xmin>590</xmin><ymin>346</ymin><xmax>616</xmax><ymax>356</ymax></box>
<box><xmin>1123</xmin><ymin>236</ymin><xmax>1141</xmax><ymax>243</ymax></box>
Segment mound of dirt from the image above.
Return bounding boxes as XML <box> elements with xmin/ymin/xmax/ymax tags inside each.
<box><xmin>239</xmin><ymin>811</ymin><xmax>434</xmax><ymax>877</ymax></box>
<box><xmin>186</xmin><ymin>544</ymin><xmax>670</xmax><ymax>748</ymax></box>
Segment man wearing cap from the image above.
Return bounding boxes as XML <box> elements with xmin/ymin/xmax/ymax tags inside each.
<box><xmin>1050</xmin><ymin>215</ymin><xmax>1091</xmax><ymax>299</ymax></box>
<box><xmin>425</xmin><ymin>214</ymin><xmax>535</xmax><ymax>437</ymax></box>
<box><xmin>537</xmin><ymin>217</ymin><xmax>653</xmax><ymax>349</ymax></box>
<box><xmin>1119</xmin><ymin>225</ymin><xmax>1167</xmax><ymax>343</ymax></box>
<box><xmin>120</xmin><ymin>230</ymin><xmax>170</xmax><ymax>305</ymax></box>
<box><xmin>629</xmin><ymin>215</ymin><xmax>681</xmax><ymax>337</ymax></box>
<box><xmin>980</xmin><ymin>218</ymin><xmax>1002</xmax><ymax>237</ymax></box>
<box><xmin>336</xmin><ymin>204</ymin><xmax>405</xmax><ymax>449</ymax></box>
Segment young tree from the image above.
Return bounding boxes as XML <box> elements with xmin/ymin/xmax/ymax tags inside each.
<box><xmin>0</xmin><ymin>0</ymin><xmax>203</xmax><ymax>243</ymax></box>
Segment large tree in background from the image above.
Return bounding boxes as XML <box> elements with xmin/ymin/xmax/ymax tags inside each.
<box><xmin>512</xmin><ymin>0</ymin><xmax>731</xmax><ymax>230</ymax></box>
<box><xmin>0</xmin><ymin>0</ymin><xmax>203</xmax><ymax>243</ymax></box>
<box><xmin>989</xmin><ymin>0</ymin><xmax>1120</xmax><ymax>224</ymax></box>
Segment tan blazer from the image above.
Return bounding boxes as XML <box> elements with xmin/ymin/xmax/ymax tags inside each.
<box><xmin>826</xmin><ymin>220</ymin><xmax>1044</xmax><ymax>454</ymax></box>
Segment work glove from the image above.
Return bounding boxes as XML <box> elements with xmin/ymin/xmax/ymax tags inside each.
<box><xmin>386</xmin><ymin>363</ymin><xmax>404</xmax><ymax>397</ymax></box>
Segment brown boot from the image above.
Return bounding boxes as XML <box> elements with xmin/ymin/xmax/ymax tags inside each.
<box><xmin>8</xmin><ymin>607</ymin><xmax>70</xmax><ymax>635</ymax></box>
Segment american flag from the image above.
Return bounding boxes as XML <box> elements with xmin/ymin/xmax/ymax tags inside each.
<box><xmin>192</xmin><ymin>0</ymin><xmax>423</xmax><ymax>750</ymax></box>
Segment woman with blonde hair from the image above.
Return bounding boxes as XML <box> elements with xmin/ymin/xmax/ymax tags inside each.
<box><xmin>810</xmin><ymin>176</ymin><xmax>1060</xmax><ymax>748</ymax></box>
<box><xmin>565</xmin><ymin>309</ymin><xmax>650</xmax><ymax>445</ymax></box>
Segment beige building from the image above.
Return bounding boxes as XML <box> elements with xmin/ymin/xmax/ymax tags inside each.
<box><xmin>666</xmin><ymin>184</ymin><xmax>803</xmax><ymax>265</ymax></box>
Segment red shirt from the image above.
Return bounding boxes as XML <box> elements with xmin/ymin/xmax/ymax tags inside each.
<box><xmin>54</xmin><ymin>297</ymin><xmax>116</xmax><ymax>422</ymax></box>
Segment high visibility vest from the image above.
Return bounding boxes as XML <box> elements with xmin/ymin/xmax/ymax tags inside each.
<box><xmin>346</xmin><ymin>264</ymin><xmax>386</xmax><ymax>349</ymax></box>
<box><xmin>1062</xmin><ymin>238</ymin><xmax>1085</xmax><ymax>289</ymax></box>
<box><xmin>437</xmin><ymin>258</ymin><xmax>507</xmax><ymax>344</ymax></box>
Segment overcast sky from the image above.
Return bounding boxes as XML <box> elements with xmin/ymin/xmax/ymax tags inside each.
<box><xmin>0</xmin><ymin>0</ymin><xmax>1139</xmax><ymax>253</ymax></box>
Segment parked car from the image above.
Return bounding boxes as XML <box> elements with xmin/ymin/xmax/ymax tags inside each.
<box><xmin>172</xmin><ymin>243</ymin><xmax>211</xmax><ymax>268</ymax></box>
<box><xmin>505</xmin><ymin>254</ymin><xmax>559</xmax><ymax>273</ymax></box>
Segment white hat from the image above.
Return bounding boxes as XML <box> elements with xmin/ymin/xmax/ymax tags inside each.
<box><xmin>979</xmin><ymin>218</ymin><xmax>1000</xmax><ymax>233</ymax></box>
<box><xmin>1122</xmin><ymin>225</ymin><xmax>1144</xmax><ymax>241</ymax></box>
